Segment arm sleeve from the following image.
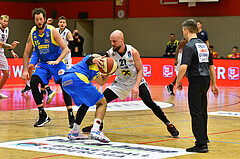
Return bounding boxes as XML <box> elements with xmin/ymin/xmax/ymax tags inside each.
<box><xmin>85</xmin><ymin>56</ymin><xmax>95</xmax><ymax>66</ymax></box>
<box><xmin>181</xmin><ymin>45</ymin><xmax>193</xmax><ymax>66</ymax></box>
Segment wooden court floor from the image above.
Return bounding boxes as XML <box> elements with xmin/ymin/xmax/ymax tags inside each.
<box><xmin>0</xmin><ymin>84</ymin><xmax>239</xmax><ymax>159</ymax></box>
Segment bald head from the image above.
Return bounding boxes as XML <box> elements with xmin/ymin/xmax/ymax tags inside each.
<box><xmin>110</xmin><ymin>30</ymin><xmax>124</xmax><ymax>52</ymax></box>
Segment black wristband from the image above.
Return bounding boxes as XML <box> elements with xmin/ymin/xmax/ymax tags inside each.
<box><xmin>8</xmin><ymin>49</ymin><xmax>13</xmax><ymax>51</ymax></box>
<box><xmin>85</xmin><ymin>56</ymin><xmax>95</xmax><ymax>65</ymax></box>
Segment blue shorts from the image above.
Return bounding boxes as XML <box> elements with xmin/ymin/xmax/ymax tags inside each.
<box><xmin>29</xmin><ymin>51</ymin><xmax>39</xmax><ymax>65</ymax></box>
<box><xmin>33</xmin><ymin>61</ymin><xmax>66</xmax><ymax>85</ymax></box>
<box><xmin>62</xmin><ymin>72</ymin><xmax>104</xmax><ymax>107</ymax></box>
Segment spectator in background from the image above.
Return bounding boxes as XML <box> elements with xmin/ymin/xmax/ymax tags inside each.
<box><xmin>71</xmin><ymin>29</ymin><xmax>84</xmax><ymax>57</ymax></box>
<box><xmin>163</xmin><ymin>33</ymin><xmax>179</xmax><ymax>58</ymax></box>
<box><xmin>227</xmin><ymin>46</ymin><xmax>240</xmax><ymax>58</ymax></box>
<box><xmin>197</xmin><ymin>21</ymin><xmax>210</xmax><ymax>48</ymax></box>
<box><xmin>209</xmin><ymin>45</ymin><xmax>218</xmax><ymax>58</ymax></box>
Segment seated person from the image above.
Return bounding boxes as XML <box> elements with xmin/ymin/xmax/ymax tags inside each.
<box><xmin>209</xmin><ymin>45</ymin><xmax>218</xmax><ymax>58</ymax></box>
<box><xmin>227</xmin><ymin>46</ymin><xmax>240</xmax><ymax>58</ymax></box>
<box><xmin>163</xmin><ymin>33</ymin><xmax>179</xmax><ymax>58</ymax></box>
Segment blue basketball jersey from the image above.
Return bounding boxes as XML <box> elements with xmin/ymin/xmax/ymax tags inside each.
<box><xmin>30</xmin><ymin>25</ymin><xmax>62</xmax><ymax>62</ymax></box>
<box><xmin>66</xmin><ymin>54</ymin><xmax>100</xmax><ymax>82</ymax></box>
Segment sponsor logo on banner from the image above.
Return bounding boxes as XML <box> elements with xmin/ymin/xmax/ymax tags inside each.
<box><xmin>208</xmin><ymin>111</ymin><xmax>240</xmax><ymax>117</ymax></box>
<box><xmin>33</xmin><ymin>101</ymin><xmax>173</xmax><ymax>112</ymax></box>
<box><xmin>143</xmin><ymin>65</ymin><xmax>151</xmax><ymax>77</ymax></box>
<box><xmin>163</xmin><ymin>65</ymin><xmax>173</xmax><ymax>78</ymax></box>
<box><xmin>0</xmin><ymin>137</ymin><xmax>193</xmax><ymax>159</ymax></box>
<box><xmin>228</xmin><ymin>67</ymin><xmax>239</xmax><ymax>80</ymax></box>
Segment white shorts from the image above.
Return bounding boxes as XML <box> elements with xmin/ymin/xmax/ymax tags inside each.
<box><xmin>0</xmin><ymin>53</ymin><xmax>9</xmax><ymax>70</ymax></box>
<box><xmin>108</xmin><ymin>78</ymin><xmax>147</xmax><ymax>100</ymax></box>
<box><xmin>175</xmin><ymin>52</ymin><xmax>182</xmax><ymax>75</ymax></box>
<box><xmin>64</xmin><ymin>52</ymin><xmax>72</xmax><ymax>70</ymax></box>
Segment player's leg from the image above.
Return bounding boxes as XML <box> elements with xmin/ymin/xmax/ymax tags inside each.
<box><xmin>0</xmin><ymin>69</ymin><xmax>9</xmax><ymax>98</ymax></box>
<box><xmin>0</xmin><ymin>54</ymin><xmax>9</xmax><ymax>98</ymax></box>
<box><xmin>30</xmin><ymin>75</ymin><xmax>50</xmax><ymax>127</ymax></box>
<box><xmin>60</xmin><ymin>79</ymin><xmax>74</xmax><ymax>128</ymax></box>
<box><xmin>139</xmin><ymin>83</ymin><xmax>179</xmax><ymax>137</ymax></box>
<box><xmin>82</xmin><ymin>88</ymin><xmax>118</xmax><ymax>133</ymax></box>
<box><xmin>89</xmin><ymin>97</ymin><xmax>110</xmax><ymax>143</ymax></box>
<box><xmin>50</xmin><ymin>61</ymin><xmax>74</xmax><ymax>128</ymax></box>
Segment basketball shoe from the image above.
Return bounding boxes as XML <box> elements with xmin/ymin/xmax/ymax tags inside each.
<box><xmin>46</xmin><ymin>90</ymin><xmax>56</xmax><ymax>104</ymax></box>
<box><xmin>68</xmin><ymin>130</ymin><xmax>88</xmax><ymax>140</ymax></box>
<box><xmin>186</xmin><ymin>144</ymin><xmax>209</xmax><ymax>153</ymax></box>
<box><xmin>0</xmin><ymin>92</ymin><xmax>8</xmax><ymax>98</ymax></box>
<box><xmin>82</xmin><ymin>123</ymin><xmax>103</xmax><ymax>134</ymax></box>
<box><xmin>167</xmin><ymin>123</ymin><xmax>179</xmax><ymax>137</ymax></box>
<box><xmin>89</xmin><ymin>131</ymin><xmax>110</xmax><ymax>143</ymax></box>
<box><xmin>34</xmin><ymin>111</ymin><xmax>51</xmax><ymax>127</ymax></box>
<box><xmin>21</xmin><ymin>85</ymin><xmax>31</xmax><ymax>93</ymax></box>
<box><xmin>165</xmin><ymin>84</ymin><xmax>175</xmax><ymax>96</ymax></box>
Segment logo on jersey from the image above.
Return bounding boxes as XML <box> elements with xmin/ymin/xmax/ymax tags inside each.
<box><xmin>128</xmin><ymin>51</ymin><xmax>132</xmax><ymax>57</ymax></box>
<box><xmin>143</xmin><ymin>65</ymin><xmax>151</xmax><ymax>77</ymax></box>
<box><xmin>45</xmin><ymin>39</ymin><xmax>50</xmax><ymax>43</ymax></box>
<box><xmin>195</xmin><ymin>43</ymin><xmax>209</xmax><ymax>63</ymax></box>
<box><xmin>228</xmin><ymin>67</ymin><xmax>239</xmax><ymax>80</ymax></box>
<box><xmin>163</xmin><ymin>65</ymin><xmax>173</xmax><ymax>78</ymax></box>
<box><xmin>58</xmin><ymin>69</ymin><xmax>65</xmax><ymax>75</ymax></box>
<box><xmin>46</xmin><ymin>31</ymin><xmax>50</xmax><ymax>37</ymax></box>
<box><xmin>122</xmin><ymin>70</ymin><xmax>131</xmax><ymax>76</ymax></box>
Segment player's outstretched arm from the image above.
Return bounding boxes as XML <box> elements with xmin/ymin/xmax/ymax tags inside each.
<box><xmin>22</xmin><ymin>34</ymin><xmax>32</xmax><ymax>80</ymax></box>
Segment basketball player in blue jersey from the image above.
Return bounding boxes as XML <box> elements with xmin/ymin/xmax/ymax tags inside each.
<box><xmin>21</xmin><ymin>50</ymin><xmax>56</xmax><ymax>105</ymax></box>
<box><xmin>62</xmin><ymin>52</ymin><xmax>111</xmax><ymax>143</ymax></box>
<box><xmin>22</xmin><ymin>8</ymin><xmax>74</xmax><ymax>128</ymax></box>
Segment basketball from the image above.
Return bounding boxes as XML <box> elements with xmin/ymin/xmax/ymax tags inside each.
<box><xmin>98</xmin><ymin>57</ymin><xmax>117</xmax><ymax>75</ymax></box>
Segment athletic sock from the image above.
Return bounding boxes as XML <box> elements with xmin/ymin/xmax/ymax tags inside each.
<box><xmin>38</xmin><ymin>106</ymin><xmax>46</xmax><ymax>116</ymax></box>
<box><xmin>72</xmin><ymin>123</ymin><xmax>80</xmax><ymax>131</ymax></box>
<box><xmin>67</xmin><ymin>108</ymin><xmax>74</xmax><ymax>118</ymax></box>
<box><xmin>91</xmin><ymin>118</ymin><xmax>102</xmax><ymax>132</ymax></box>
<box><xmin>27</xmin><ymin>80</ymin><xmax>30</xmax><ymax>87</ymax></box>
<box><xmin>45</xmin><ymin>85</ymin><xmax>52</xmax><ymax>93</ymax></box>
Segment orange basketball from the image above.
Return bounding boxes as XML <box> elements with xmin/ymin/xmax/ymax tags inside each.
<box><xmin>98</xmin><ymin>57</ymin><xmax>117</xmax><ymax>75</ymax></box>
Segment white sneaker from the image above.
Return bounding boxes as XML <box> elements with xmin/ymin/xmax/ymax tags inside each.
<box><xmin>0</xmin><ymin>93</ymin><xmax>8</xmax><ymax>98</ymax></box>
<box><xmin>68</xmin><ymin>130</ymin><xmax>88</xmax><ymax>140</ymax></box>
<box><xmin>90</xmin><ymin>131</ymin><xmax>110</xmax><ymax>143</ymax></box>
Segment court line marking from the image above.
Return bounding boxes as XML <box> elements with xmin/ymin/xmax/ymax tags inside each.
<box><xmin>32</xmin><ymin>154</ymin><xmax>65</xmax><ymax>159</ymax></box>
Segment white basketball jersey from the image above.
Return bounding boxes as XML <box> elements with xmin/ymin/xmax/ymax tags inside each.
<box><xmin>56</xmin><ymin>27</ymin><xmax>71</xmax><ymax>60</ymax></box>
<box><xmin>0</xmin><ymin>27</ymin><xmax>9</xmax><ymax>54</ymax></box>
<box><xmin>109</xmin><ymin>44</ymin><xmax>140</xmax><ymax>86</ymax></box>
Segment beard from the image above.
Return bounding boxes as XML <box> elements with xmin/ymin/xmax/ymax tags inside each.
<box><xmin>36</xmin><ymin>21</ymin><xmax>46</xmax><ymax>30</ymax></box>
<box><xmin>113</xmin><ymin>45</ymin><xmax>121</xmax><ymax>52</ymax></box>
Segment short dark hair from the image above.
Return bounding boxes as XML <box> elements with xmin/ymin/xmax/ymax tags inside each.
<box><xmin>196</xmin><ymin>20</ymin><xmax>201</xmax><ymax>24</ymax></box>
<box><xmin>58</xmin><ymin>16</ymin><xmax>67</xmax><ymax>22</ymax></box>
<box><xmin>182</xmin><ymin>19</ymin><xmax>197</xmax><ymax>33</ymax></box>
<box><xmin>209</xmin><ymin>45</ymin><xmax>213</xmax><ymax>49</ymax></box>
<box><xmin>232</xmin><ymin>46</ymin><xmax>238</xmax><ymax>50</ymax></box>
<box><xmin>32</xmin><ymin>8</ymin><xmax>46</xmax><ymax>19</ymax></box>
<box><xmin>170</xmin><ymin>33</ymin><xmax>175</xmax><ymax>36</ymax></box>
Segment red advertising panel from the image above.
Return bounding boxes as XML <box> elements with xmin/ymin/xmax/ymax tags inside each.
<box><xmin>2</xmin><ymin>57</ymin><xmax>240</xmax><ymax>87</ymax></box>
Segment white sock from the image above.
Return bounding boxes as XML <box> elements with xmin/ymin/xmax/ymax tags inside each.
<box><xmin>91</xmin><ymin>118</ymin><xmax>102</xmax><ymax>132</ymax></box>
<box><xmin>72</xmin><ymin>123</ymin><xmax>80</xmax><ymax>131</ymax></box>
<box><xmin>27</xmin><ymin>80</ymin><xmax>30</xmax><ymax>87</ymax></box>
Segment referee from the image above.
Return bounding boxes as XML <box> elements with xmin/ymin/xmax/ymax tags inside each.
<box><xmin>176</xmin><ymin>19</ymin><xmax>219</xmax><ymax>153</ymax></box>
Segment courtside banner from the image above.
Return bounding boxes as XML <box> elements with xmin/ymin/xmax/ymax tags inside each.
<box><xmin>3</xmin><ymin>58</ymin><xmax>240</xmax><ymax>87</ymax></box>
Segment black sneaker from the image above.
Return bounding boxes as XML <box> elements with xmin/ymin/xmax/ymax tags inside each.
<box><xmin>21</xmin><ymin>85</ymin><xmax>31</xmax><ymax>93</ymax></box>
<box><xmin>186</xmin><ymin>145</ymin><xmax>209</xmax><ymax>153</ymax></box>
<box><xmin>165</xmin><ymin>84</ymin><xmax>175</xmax><ymax>96</ymax></box>
<box><xmin>167</xmin><ymin>124</ymin><xmax>179</xmax><ymax>137</ymax></box>
<box><xmin>34</xmin><ymin>113</ymin><xmax>51</xmax><ymax>127</ymax></box>
<box><xmin>82</xmin><ymin>123</ymin><xmax>103</xmax><ymax>134</ymax></box>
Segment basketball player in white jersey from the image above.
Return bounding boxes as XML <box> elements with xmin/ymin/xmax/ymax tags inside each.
<box><xmin>0</xmin><ymin>15</ymin><xmax>19</xmax><ymax>98</ymax></box>
<box><xmin>82</xmin><ymin>30</ymin><xmax>180</xmax><ymax>137</ymax></box>
<box><xmin>165</xmin><ymin>38</ymin><xmax>188</xmax><ymax>96</ymax></box>
<box><xmin>56</xmin><ymin>16</ymin><xmax>74</xmax><ymax>70</ymax></box>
